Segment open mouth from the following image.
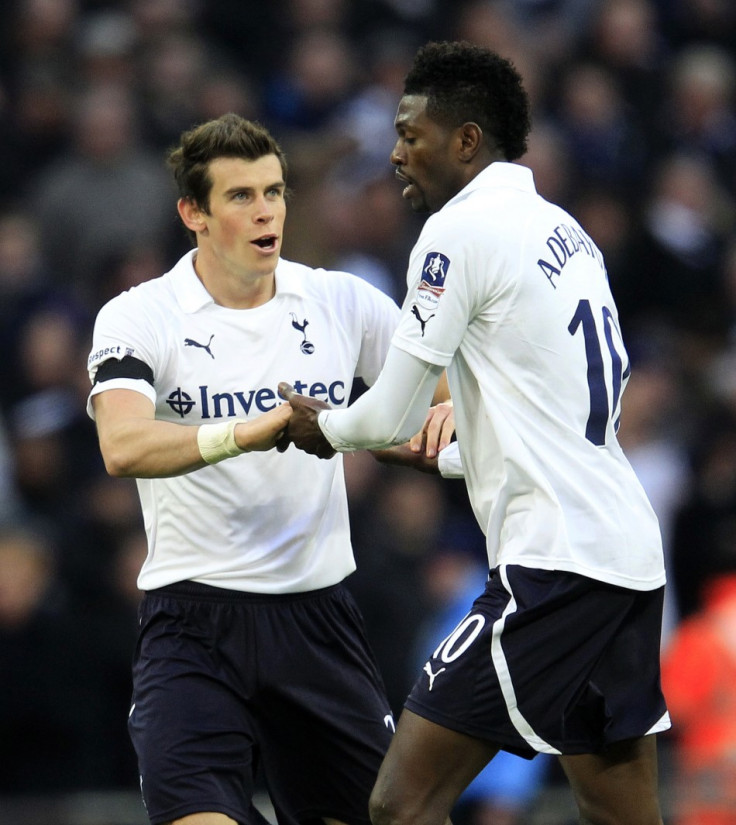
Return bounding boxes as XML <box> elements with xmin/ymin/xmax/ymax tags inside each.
<box><xmin>252</xmin><ymin>235</ymin><xmax>277</xmax><ymax>250</ymax></box>
<box><xmin>395</xmin><ymin>171</ymin><xmax>415</xmax><ymax>199</ymax></box>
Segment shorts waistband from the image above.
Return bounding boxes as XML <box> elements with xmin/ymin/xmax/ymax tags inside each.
<box><xmin>145</xmin><ymin>580</ymin><xmax>342</xmax><ymax>604</ymax></box>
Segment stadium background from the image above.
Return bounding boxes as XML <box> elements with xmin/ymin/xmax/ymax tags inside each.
<box><xmin>1</xmin><ymin>0</ymin><xmax>736</xmax><ymax>822</ymax></box>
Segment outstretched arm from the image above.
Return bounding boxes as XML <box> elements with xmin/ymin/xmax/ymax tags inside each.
<box><xmin>280</xmin><ymin>345</ymin><xmax>443</xmax><ymax>458</ymax></box>
<box><xmin>93</xmin><ymin>388</ymin><xmax>292</xmax><ymax>478</ymax></box>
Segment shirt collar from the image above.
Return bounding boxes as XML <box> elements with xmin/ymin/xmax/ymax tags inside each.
<box><xmin>169</xmin><ymin>249</ymin><xmax>306</xmax><ymax>314</ymax></box>
<box><xmin>444</xmin><ymin>161</ymin><xmax>536</xmax><ymax>210</ymax></box>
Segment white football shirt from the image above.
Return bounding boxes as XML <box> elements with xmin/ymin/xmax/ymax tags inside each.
<box><xmin>390</xmin><ymin>162</ymin><xmax>665</xmax><ymax>590</ymax></box>
<box><xmin>87</xmin><ymin>250</ymin><xmax>400</xmax><ymax>593</ymax></box>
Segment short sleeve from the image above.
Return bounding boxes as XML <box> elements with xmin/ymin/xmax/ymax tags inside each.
<box><xmin>86</xmin><ymin>289</ymin><xmax>161</xmax><ymax>417</ymax></box>
<box><xmin>87</xmin><ymin>290</ymin><xmax>160</xmax><ymax>382</ymax></box>
<box><xmin>391</xmin><ymin>213</ymin><xmax>476</xmax><ymax>366</ymax></box>
<box><xmin>352</xmin><ymin>278</ymin><xmax>401</xmax><ymax>386</ymax></box>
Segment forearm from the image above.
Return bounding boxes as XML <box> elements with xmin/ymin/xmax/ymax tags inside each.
<box><xmin>93</xmin><ymin>389</ymin><xmax>290</xmax><ymax>478</ymax></box>
<box><xmin>432</xmin><ymin>370</ymin><xmax>451</xmax><ymax>405</ymax></box>
<box><xmin>370</xmin><ymin>444</ymin><xmax>440</xmax><ymax>473</ymax></box>
<box><xmin>369</xmin><ymin>398</ymin><xmax>456</xmax><ymax>473</ymax></box>
<box><xmin>100</xmin><ymin>415</ymin><xmax>293</xmax><ymax>478</ymax></box>
<box><xmin>319</xmin><ymin>347</ymin><xmax>444</xmax><ymax>451</ymax></box>
<box><xmin>98</xmin><ymin>415</ymin><xmax>206</xmax><ymax>478</ymax></box>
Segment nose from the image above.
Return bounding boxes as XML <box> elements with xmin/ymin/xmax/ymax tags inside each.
<box><xmin>254</xmin><ymin>196</ymin><xmax>275</xmax><ymax>223</ymax></box>
<box><xmin>390</xmin><ymin>139</ymin><xmax>404</xmax><ymax>167</ymax></box>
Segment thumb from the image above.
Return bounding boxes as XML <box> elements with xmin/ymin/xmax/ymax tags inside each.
<box><xmin>278</xmin><ymin>382</ymin><xmax>295</xmax><ymax>401</ymax></box>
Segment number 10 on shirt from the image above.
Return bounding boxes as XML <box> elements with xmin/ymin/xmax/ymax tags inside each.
<box><xmin>568</xmin><ymin>299</ymin><xmax>630</xmax><ymax>447</ymax></box>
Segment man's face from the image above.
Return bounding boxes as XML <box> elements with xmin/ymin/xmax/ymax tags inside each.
<box><xmin>198</xmin><ymin>154</ymin><xmax>286</xmax><ymax>278</ymax></box>
<box><xmin>390</xmin><ymin>95</ymin><xmax>462</xmax><ymax>214</ymax></box>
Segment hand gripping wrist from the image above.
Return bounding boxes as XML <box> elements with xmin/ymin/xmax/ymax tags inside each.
<box><xmin>197</xmin><ymin>419</ymin><xmax>248</xmax><ymax>464</ymax></box>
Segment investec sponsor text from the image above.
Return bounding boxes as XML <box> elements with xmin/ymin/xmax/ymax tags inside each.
<box><xmin>166</xmin><ymin>381</ymin><xmax>346</xmax><ymax>418</ymax></box>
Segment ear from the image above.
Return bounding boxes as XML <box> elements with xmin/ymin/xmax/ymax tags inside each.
<box><xmin>457</xmin><ymin>122</ymin><xmax>483</xmax><ymax>163</ymax></box>
<box><xmin>177</xmin><ymin>197</ymin><xmax>207</xmax><ymax>234</ymax></box>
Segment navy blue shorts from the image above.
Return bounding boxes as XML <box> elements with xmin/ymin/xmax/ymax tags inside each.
<box><xmin>405</xmin><ymin>565</ymin><xmax>670</xmax><ymax>759</ymax></box>
<box><xmin>129</xmin><ymin>581</ymin><xmax>394</xmax><ymax>825</ymax></box>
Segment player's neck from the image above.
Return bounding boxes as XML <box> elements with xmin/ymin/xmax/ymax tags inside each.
<box><xmin>193</xmin><ymin>252</ymin><xmax>276</xmax><ymax>309</ymax></box>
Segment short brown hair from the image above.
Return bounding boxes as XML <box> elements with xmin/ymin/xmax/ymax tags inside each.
<box><xmin>167</xmin><ymin>113</ymin><xmax>288</xmax><ymax>239</ymax></box>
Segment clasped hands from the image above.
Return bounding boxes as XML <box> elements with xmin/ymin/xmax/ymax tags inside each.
<box><xmin>276</xmin><ymin>382</ymin><xmax>454</xmax><ymax>472</ymax></box>
<box><xmin>276</xmin><ymin>382</ymin><xmax>335</xmax><ymax>459</ymax></box>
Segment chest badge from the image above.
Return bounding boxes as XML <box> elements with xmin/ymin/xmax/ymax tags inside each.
<box><xmin>290</xmin><ymin>313</ymin><xmax>315</xmax><ymax>354</ymax></box>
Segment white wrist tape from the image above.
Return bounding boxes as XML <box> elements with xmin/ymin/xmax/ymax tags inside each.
<box><xmin>197</xmin><ymin>419</ymin><xmax>248</xmax><ymax>464</ymax></box>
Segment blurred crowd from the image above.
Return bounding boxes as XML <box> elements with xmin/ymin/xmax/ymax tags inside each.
<box><xmin>1</xmin><ymin>0</ymin><xmax>736</xmax><ymax>822</ymax></box>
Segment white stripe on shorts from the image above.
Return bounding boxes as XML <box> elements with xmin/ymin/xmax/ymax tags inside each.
<box><xmin>491</xmin><ymin>565</ymin><xmax>562</xmax><ymax>755</ymax></box>
<box><xmin>646</xmin><ymin>711</ymin><xmax>671</xmax><ymax>736</ymax></box>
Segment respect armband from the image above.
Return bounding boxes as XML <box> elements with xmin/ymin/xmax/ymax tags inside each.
<box><xmin>197</xmin><ymin>419</ymin><xmax>248</xmax><ymax>464</ymax></box>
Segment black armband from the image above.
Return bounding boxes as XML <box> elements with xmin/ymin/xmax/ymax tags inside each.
<box><xmin>93</xmin><ymin>355</ymin><xmax>154</xmax><ymax>386</ymax></box>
